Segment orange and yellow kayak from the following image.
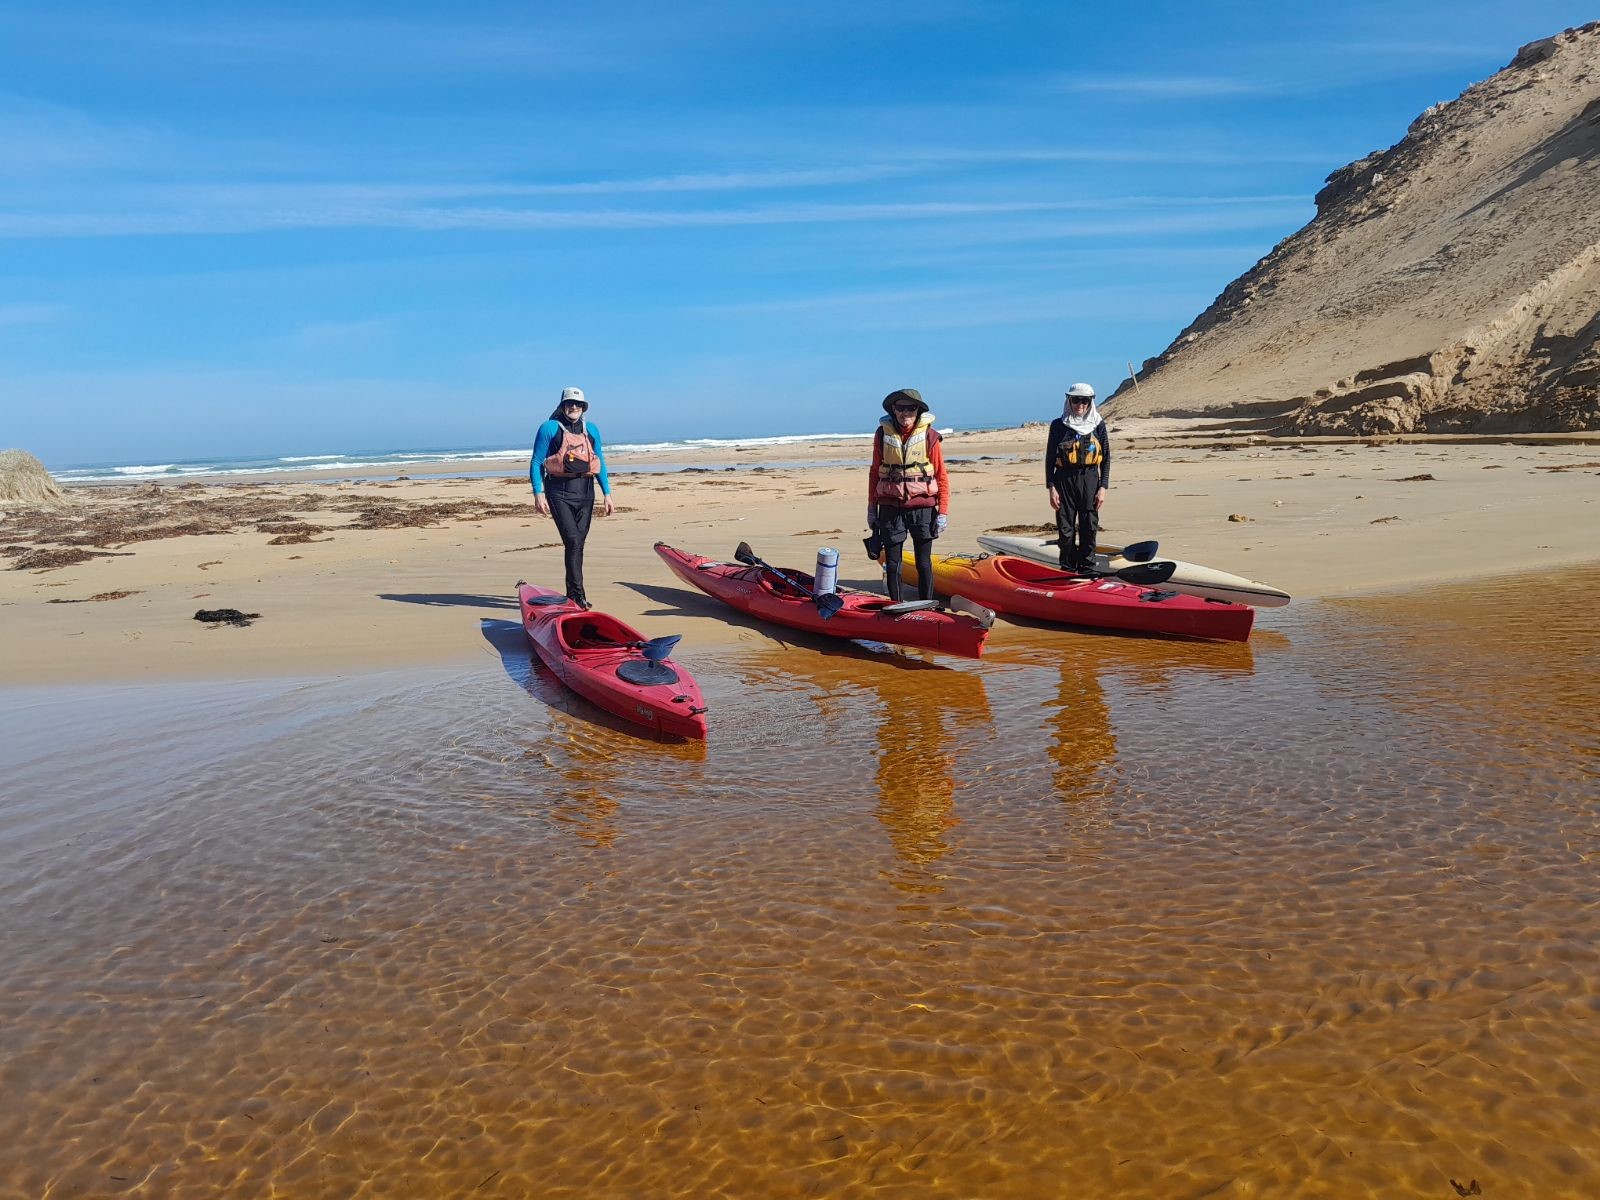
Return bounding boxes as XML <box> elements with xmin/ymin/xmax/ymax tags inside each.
<box><xmin>905</xmin><ymin>551</ymin><xmax>1254</xmax><ymax>642</ymax></box>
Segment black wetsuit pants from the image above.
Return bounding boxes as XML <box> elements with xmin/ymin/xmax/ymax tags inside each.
<box><xmin>546</xmin><ymin>477</ymin><xmax>595</xmax><ymax>604</ymax></box>
<box><xmin>878</xmin><ymin>504</ymin><xmax>937</xmax><ymax>602</ymax></box>
<box><xmin>1053</xmin><ymin>469</ymin><xmax>1100</xmax><ymax>571</ymax></box>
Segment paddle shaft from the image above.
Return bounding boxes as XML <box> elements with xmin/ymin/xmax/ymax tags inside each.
<box><xmin>735</xmin><ymin>545</ymin><xmax>844</xmax><ymax>617</ymax></box>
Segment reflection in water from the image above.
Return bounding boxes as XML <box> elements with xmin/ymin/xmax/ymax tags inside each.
<box><xmin>1049</xmin><ymin>661</ymin><xmax>1118</xmax><ymax>799</ymax></box>
<box><xmin>869</xmin><ymin>663</ymin><xmax>991</xmax><ymax>894</ymax></box>
<box><xmin>478</xmin><ymin>616</ymin><xmax>703</xmax><ymax>847</ymax></box>
<box><xmin>2</xmin><ymin>572</ymin><xmax>1598</xmax><ymax>1198</ymax></box>
<box><xmin>733</xmin><ymin>641</ymin><xmax>993</xmax><ymax>894</ymax></box>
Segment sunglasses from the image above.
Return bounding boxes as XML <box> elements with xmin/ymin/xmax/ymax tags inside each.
<box><xmin>892</xmin><ymin>404</ymin><xmax>920</xmax><ymax>413</ymax></box>
<box><xmin>1069</xmin><ymin>398</ymin><xmax>1092</xmax><ymax>405</ymax></box>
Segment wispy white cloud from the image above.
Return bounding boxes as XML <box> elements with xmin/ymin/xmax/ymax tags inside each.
<box><xmin>0</xmin><ymin>12</ymin><xmax>603</xmax><ymax>79</ymax></box>
<box><xmin>288</xmin><ymin>316</ymin><xmax>403</xmax><ymax>351</ymax></box>
<box><xmin>1052</xmin><ymin>75</ymin><xmax>1273</xmax><ymax>99</ymax></box>
<box><xmin>0</xmin><ymin>93</ymin><xmax>164</xmax><ymax>175</ymax></box>
<box><xmin>0</xmin><ymin>191</ymin><xmax>1308</xmax><ymax>239</ymax></box>
<box><xmin>693</xmin><ymin>280</ymin><xmax>1200</xmax><ymax>331</ymax></box>
<box><xmin>0</xmin><ymin>301</ymin><xmax>68</xmax><ymax>327</ymax></box>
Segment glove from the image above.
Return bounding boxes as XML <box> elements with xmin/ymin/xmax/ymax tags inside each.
<box><xmin>866</xmin><ymin>506</ymin><xmax>878</xmax><ymax>528</ymax></box>
<box><xmin>935</xmin><ymin>514</ymin><xmax>948</xmax><ymax>536</ymax></box>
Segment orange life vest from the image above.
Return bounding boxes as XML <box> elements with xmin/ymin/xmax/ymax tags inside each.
<box><xmin>874</xmin><ymin>415</ymin><xmax>940</xmax><ymax>505</ymax></box>
<box><xmin>543</xmin><ymin>426</ymin><xmax>600</xmax><ymax>479</ymax></box>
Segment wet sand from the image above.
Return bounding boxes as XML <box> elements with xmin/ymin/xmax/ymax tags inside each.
<box><xmin>2</xmin><ymin>570</ymin><xmax>1596</xmax><ymax>1197</ymax></box>
<box><xmin>2</xmin><ymin>421</ymin><xmax>1598</xmax><ymax>685</ymax></box>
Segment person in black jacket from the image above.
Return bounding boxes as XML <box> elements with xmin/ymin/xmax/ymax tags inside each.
<box><xmin>1044</xmin><ymin>382</ymin><xmax>1110</xmax><ymax>574</ymax></box>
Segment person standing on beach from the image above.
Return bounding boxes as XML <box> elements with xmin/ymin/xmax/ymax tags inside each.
<box><xmin>1044</xmin><ymin>382</ymin><xmax>1111</xmax><ymax>574</ymax></box>
<box><xmin>867</xmin><ymin>388</ymin><xmax>948</xmax><ymax>603</ymax></box>
<box><xmin>531</xmin><ymin>387</ymin><xmax>613</xmax><ymax>609</ymax></box>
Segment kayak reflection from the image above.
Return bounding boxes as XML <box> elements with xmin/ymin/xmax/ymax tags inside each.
<box><xmin>731</xmin><ymin>641</ymin><xmax>992</xmax><ymax>894</ymax></box>
<box><xmin>480</xmin><ymin>616</ymin><xmax>703</xmax><ymax>847</ymax></box>
<box><xmin>988</xmin><ymin>623</ymin><xmax>1256</xmax><ymax>807</ymax></box>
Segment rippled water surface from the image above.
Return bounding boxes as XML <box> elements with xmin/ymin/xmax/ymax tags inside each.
<box><xmin>3</xmin><ymin>572</ymin><xmax>1597</xmax><ymax>1198</ymax></box>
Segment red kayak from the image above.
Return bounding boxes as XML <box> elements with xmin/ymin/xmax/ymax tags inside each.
<box><xmin>907</xmin><ymin>551</ymin><xmax>1254</xmax><ymax>642</ymax></box>
<box><xmin>655</xmin><ymin>542</ymin><xmax>990</xmax><ymax>659</ymax></box>
<box><xmin>517</xmin><ymin>582</ymin><xmax>709</xmax><ymax>739</ymax></box>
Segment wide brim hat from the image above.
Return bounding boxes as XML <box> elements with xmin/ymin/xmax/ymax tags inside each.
<box><xmin>882</xmin><ymin>388</ymin><xmax>928</xmax><ymax>416</ymax></box>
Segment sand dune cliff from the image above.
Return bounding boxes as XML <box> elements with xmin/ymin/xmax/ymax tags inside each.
<box><xmin>1109</xmin><ymin>23</ymin><xmax>1600</xmax><ymax>435</ymax></box>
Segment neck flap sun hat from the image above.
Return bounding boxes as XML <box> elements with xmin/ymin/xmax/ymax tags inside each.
<box><xmin>882</xmin><ymin>388</ymin><xmax>928</xmax><ymax>416</ymax></box>
<box><xmin>1063</xmin><ymin>382</ymin><xmax>1101</xmax><ymax>431</ymax></box>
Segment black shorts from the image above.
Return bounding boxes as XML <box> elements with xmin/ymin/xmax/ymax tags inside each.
<box><xmin>875</xmin><ymin>505</ymin><xmax>937</xmax><ymax>543</ymax></box>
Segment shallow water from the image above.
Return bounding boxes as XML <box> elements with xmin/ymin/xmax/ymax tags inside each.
<box><xmin>2</xmin><ymin>572</ymin><xmax>1596</xmax><ymax>1198</ymax></box>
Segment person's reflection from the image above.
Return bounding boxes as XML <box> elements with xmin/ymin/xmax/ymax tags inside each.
<box><xmin>870</xmin><ymin>664</ymin><xmax>992</xmax><ymax>894</ymax></box>
<box><xmin>1048</xmin><ymin>661</ymin><xmax>1117</xmax><ymax>799</ymax></box>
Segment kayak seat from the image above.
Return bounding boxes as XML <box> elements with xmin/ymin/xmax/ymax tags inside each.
<box><xmin>762</xmin><ymin>573</ymin><xmax>809</xmax><ymax>599</ymax></box>
<box><xmin>575</xmin><ymin>622</ymin><xmax>622</xmax><ymax>648</ymax></box>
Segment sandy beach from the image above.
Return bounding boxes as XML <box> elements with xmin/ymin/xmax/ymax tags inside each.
<box><xmin>3</xmin><ymin>419</ymin><xmax>1597</xmax><ymax>686</ymax></box>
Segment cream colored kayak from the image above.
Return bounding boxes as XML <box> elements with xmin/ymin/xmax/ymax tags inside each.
<box><xmin>976</xmin><ymin>534</ymin><xmax>1291</xmax><ymax>608</ymax></box>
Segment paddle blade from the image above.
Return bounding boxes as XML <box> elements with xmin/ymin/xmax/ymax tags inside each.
<box><xmin>949</xmin><ymin>594</ymin><xmax>995</xmax><ymax>630</ymax></box>
<box><xmin>639</xmin><ymin>634</ymin><xmax>682</xmax><ymax>662</ymax></box>
<box><xmin>733</xmin><ymin>541</ymin><xmax>757</xmax><ymax>566</ymax></box>
<box><xmin>1115</xmin><ymin>560</ymin><xmax>1177</xmax><ymax>586</ymax></box>
<box><xmin>1118</xmin><ymin>538</ymin><xmax>1159</xmax><ymax>563</ymax></box>
<box><xmin>814</xmin><ymin>592</ymin><xmax>844</xmax><ymax>620</ymax></box>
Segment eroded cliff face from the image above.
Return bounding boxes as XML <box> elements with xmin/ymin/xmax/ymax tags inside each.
<box><xmin>1109</xmin><ymin>23</ymin><xmax>1600</xmax><ymax>435</ymax></box>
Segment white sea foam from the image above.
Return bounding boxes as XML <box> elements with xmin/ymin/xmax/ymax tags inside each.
<box><xmin>609</xmin><ymin>431</ymin><xmax>876</xmax><ymax>453</ymax></box>
<box><xmin>55</xmin><ymin>429</ymin><xmax>961</xmax><ymax>483</ymax></box>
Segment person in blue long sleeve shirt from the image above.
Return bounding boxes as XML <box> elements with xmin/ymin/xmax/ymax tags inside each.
<box><xmin>529</xmin><ymin>387</ymin><xmax>613</xmax><ymax>608</ymax></box>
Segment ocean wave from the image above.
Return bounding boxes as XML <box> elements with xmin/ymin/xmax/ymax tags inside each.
<box><xmin>609</xmin><ymin>431</ymin><xmax>877</xmax><ymax>453</ymax></box>
<box><xmin>55</xmin><ymin>429</ymin><xmax>961</xmax><ymax>483</ymax></box>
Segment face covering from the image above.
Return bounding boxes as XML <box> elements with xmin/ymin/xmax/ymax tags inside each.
<box><xmin>550</xmin><ymin>405</ymin><xmax>586</xmax><ymax>433</ymax></box>
<box><xmin>1063</xmin><ymin>399</ymin><xmax>1100</xmax><ymax>435</ymax></box>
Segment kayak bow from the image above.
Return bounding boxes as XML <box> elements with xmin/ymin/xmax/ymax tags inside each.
<box><xmin>518</xmin><ymin>581</ymin><xmax>708</xmax><ymax>739</ymax></box>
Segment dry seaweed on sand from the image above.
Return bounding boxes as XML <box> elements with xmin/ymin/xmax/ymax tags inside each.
<box><xmin>194</xmin><ymin>608</ymin><xmax>261</xmax><ymax>627</ymax></box>
<box><xmin>12</xmin><ymin>547</ymin><xmax>131</xmax><ymax>571</ymax></box>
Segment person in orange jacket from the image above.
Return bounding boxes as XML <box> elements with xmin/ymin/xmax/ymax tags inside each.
<box><xmin>866</xmin><ymin>388</ymin><xmax>948</xmax><ymax>603</ymax></box>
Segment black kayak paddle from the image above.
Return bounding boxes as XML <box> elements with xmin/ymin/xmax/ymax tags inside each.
<box><xmin>733</xmin><ymin>542</ymin><xmax>845</xmax><ymax>619</ymax></box>
<box><xmin>1033</xmin><ymin>559</ymin><xmax>1178</xmax><ymax>587</ymax></box>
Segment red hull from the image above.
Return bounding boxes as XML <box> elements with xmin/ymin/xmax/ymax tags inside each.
<box><xmin>654</xmin><ymin>542</ymin><xmax>989</xmax><ymax>659</ymax></box>
<box><xmin>517</xmin><ymin>583</ymin><xmax>709</xmax><ymax>738</ymax></box>
<box><xmin>912</xmin><ymin>552</ymin><xmax>1254</xmax><ymax>642</ymax></box>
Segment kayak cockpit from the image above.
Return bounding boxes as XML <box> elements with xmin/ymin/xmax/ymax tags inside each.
<box><xmin>562</xmin><ymin>614</ymin><xmax>638</xmax><ymax>653</ymax></box>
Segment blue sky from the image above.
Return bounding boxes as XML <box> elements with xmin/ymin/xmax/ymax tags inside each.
<box><xmin>2</xmin><ymin>1</ymin><xmax>1592</xmax><ymax>466</ymax></box>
